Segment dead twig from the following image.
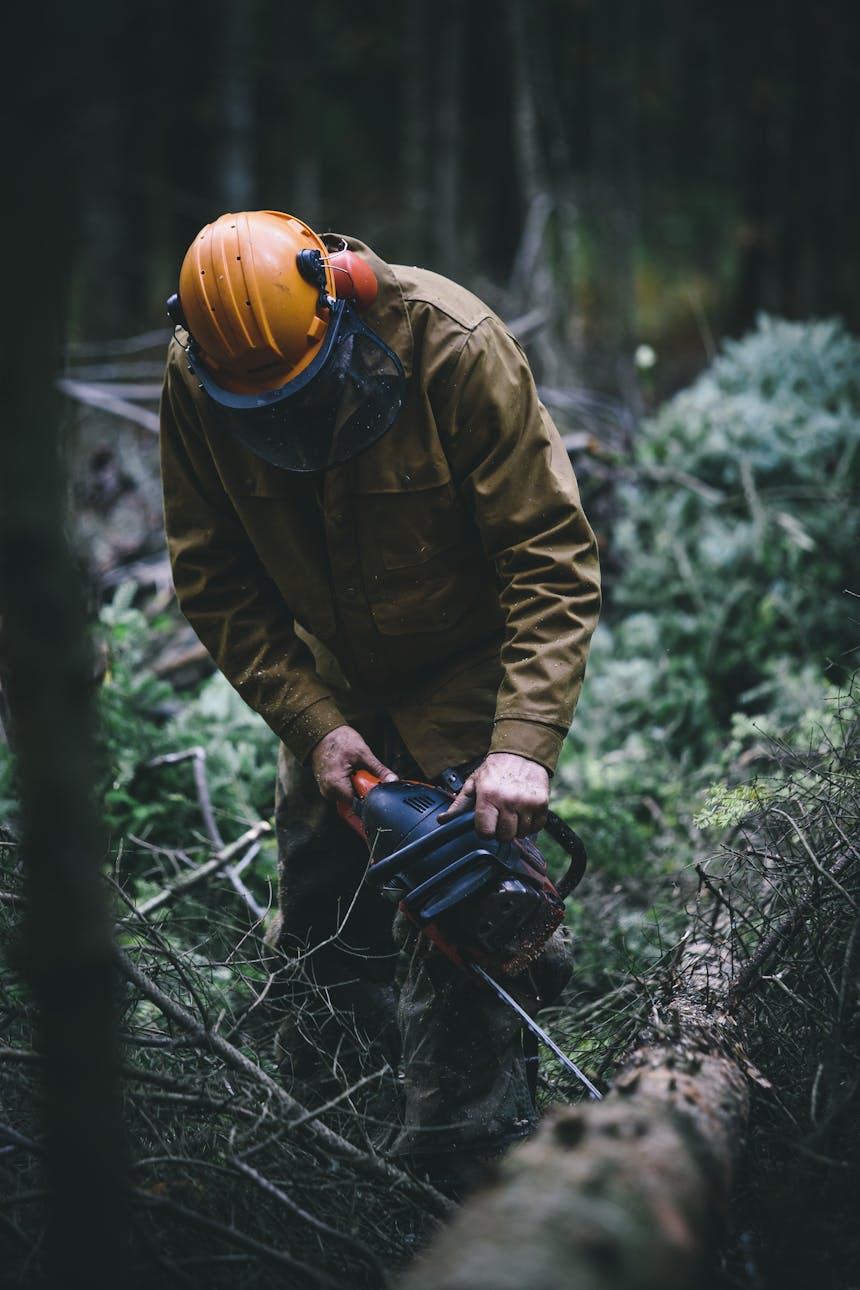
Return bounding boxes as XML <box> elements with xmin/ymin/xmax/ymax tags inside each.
<box><xmin>130</xmin><ymin>1186</ymin><xmax>340</xmax><ymax>1288</ymax></box>
<box><xmin>728</xmin><ymin>849</ymin><xmax>853</xmax><ymax>1006</ymax></box>
<box><xmin>144</xmin><ymin>746</ymin><xmax>269</xmax><ymax>921</ymax></box>
<box><xmin>0</xmin><ymin>1121</ymin><xmax>44</xmax><ymax>1157</ymax></box>
<box><xmin>150</xmin><ymin>640</ymin><xmax>212</xmax><ymax>679</ymax></box>
<box><xmin>769</xmin><ymin>808</ymin><xmax>860</xmax><ymax>914</ymax></box>
<box><xmin>113</xmin><ymin>944</ymin><xmax>454</xmax><ymax>1216</ymax></box>
<box><xmin>229</xmin><ymin>1156</ymin><xmax>389</xmax><ymax>1285</ymax></box>
<box><xmin>56</xmin><ymin>377</ymin><xmax>160</xmax><ymax>434</ymax></box>
<box><xmin>130</xmin><ymin>821</ymin><xmax>271</xmax><ymax>919</ymax></box>
<box><xmin>146</xmin><ymin>746</ymin><xmax>223</xmax><ymax>849</ymax></box>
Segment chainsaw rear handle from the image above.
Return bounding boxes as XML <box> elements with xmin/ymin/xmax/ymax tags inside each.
<box><xmin>351</xmin><ymin>769</ymin><xmax>381</xmax><ymax>799</ymax></box>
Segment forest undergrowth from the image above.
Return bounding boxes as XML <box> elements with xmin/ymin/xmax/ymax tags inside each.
<box><xmin>1</xmin><ymin>314</ymin><xmax>858</xmax><ymax>1288</ymax></box>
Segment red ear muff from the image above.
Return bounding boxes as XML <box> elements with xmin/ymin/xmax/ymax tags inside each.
<box><xmin>327</xmin><ymin>249</ymin><xmax>378</xmax><ymax>309</ymax></box>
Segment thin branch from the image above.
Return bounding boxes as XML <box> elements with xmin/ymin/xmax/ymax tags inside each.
<box><xmin>65</xmin><ymin>328</ymin><xmax>171</xmax><ymax>358</ymax></box>
<box><xmin>0</xmin><ymin>1120</ymin><xmax>44</xmax><ymax>1156</ymax></box>
<box><xmin>729</xmin><ymin>850</ymin><xmax>853</xmax><ymax>1005</ymax></box>
<box><xmin>120</xmin><ymin>1063</ymin><xmax>224</xmax><ymax>1095</ymax></box>
<box><xmin>143</xmin><ymin>748</ymin><xmax>269</xmax><ymax>921</ymax></box>
<box><xmin>0</xmin><ymin>1209</ymin><xmax>34</xmax><ymax>1251</ymax></box>
<box><xmin>695</xmin><ymin>864</ymin><xmax>763</xmax><ymax>939</ymax></box>
<box><xmin>130</xmin><ymin>1187</ymin><xmax>340</xmax><ymax>1288</ymax></box>
<box><xmin>113</xmin><ymin>944</ymin><xmax>454</xmax><ymax>1215</ymax></box>
<box><xmin>55</xmin><ymin>377</ymin><xmax>160</xmax><ymax>433</ymax></box>
<box><xmin>228</xmin><ymin>1157</ymin><xmax>388</xmax><ymax>1285</ymax></box>
<box><xmin>146</xmin><ymin>747</ymin><xmax>222</xmax><ymax>848</ymax></box>
<box><xmin>0</xmin><ymin>1046</ymin><xmax>42</xmax><ymax>1065</ymax></box>
<box><xmin>638</xmin><ymin>463</ymin><xmax>725</xmax><ymax>504</ymax></box>
<box><xmin>287</xmin><ymin>1067</ymin><xmax>392</xmax><ymax>1132</ymax></box>
<box><xmin>769</xmin><ymin>808</ymin><xmax>859</xmax><ymax>913</ymax></box>
<box><xmin>236</xmin><ymin>1067</ymin><xmax>393</xmax><ymax>1162</ymax></box>
<box><xmin>130</xmin><ymin>822</ymin><xmax>271</xmax><ymax>918</ymax></box>
<box><xmin>221</xmin><ymin>842</ymin><xmax>268</xmax><ymax>921</ymax></box>
<box><xmin>135</xmin><ymin>1091</ymin><xmax>260</xmax><ymax>1121</ymax></box>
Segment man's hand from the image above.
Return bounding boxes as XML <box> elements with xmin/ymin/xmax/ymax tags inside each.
<box><xmin>437</xmin><ymin>752</ymin><xmax>550</xmax><ymax>841</ymax></box>
<box><xmin>310</xmin><ymin>725</ymin><xmax>398</xmax><ymax>807</ymax></box>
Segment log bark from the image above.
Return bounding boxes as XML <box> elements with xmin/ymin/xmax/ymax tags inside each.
<box><xmin>397</xmin><ymin>1002</ymin><xmax>751</xmax><ymax>1290</ymax></box>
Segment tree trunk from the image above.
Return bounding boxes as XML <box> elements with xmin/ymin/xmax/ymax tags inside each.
<box><xmin>0</xmin><ymin>7</ymin><xmax>129</xmax><ymax>1285</ymax></box>
<box><xmin>403</xmin><ymin>0</ymin><xmax>431</xmax><ymax>264</ymax></box>
<box><xmin>431</xmin><ymin>0</ymin><xmax>465</xmax><ymax>279</ymax></box>
<box><xmin>218</xmin><ymin>0</ymin><xmax>257</xmax><ymax>211</ymax></box>
<box><xmin>397</xmin><ymin>907</ymin><xmax>752</xmax><ymax>1290</ymax></box>
<box><xmin>397</xmin><ymin>1003</ymin><xmax>749</xmax><ymax>1290</ymax></box>
<box><xmin>584</xmin><ymin>0</ymin><xmax>640</xmax><ymax>408</ymax></box>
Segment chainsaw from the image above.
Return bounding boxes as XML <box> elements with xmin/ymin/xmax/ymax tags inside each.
<box><xmin>338</xmin><ymin>768</ymin><xmax>602</xmax><ymax>1100</ymax></box>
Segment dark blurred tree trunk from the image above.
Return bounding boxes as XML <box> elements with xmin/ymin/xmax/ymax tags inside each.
<box><xmin>728</xmin><ymin>0</ymin><xmax>860</xmax><ymax>334</ymax></box>
<box><xmin>0</xmin><ymin>4</ymin><xmax>129</xmax><ymax>1285</ymax></box>
<box><xmin>403</xmin><ymin>0</ymin><xmax>431</xmax><ymax>263</ymax></box>
<box><xmin>504</xmin><ymin>0</ymin><xmax>584</xmax><ymax>389</ymax></box>
<box><xmin>729</xmin><ymin>0</ymin><xmax>788</xmax><ymax>331</ymax></box>
<box><xmin>71</xmin><ymin>40</ymin><xmax>128</xmax><ymax>339</ymax></box>
<box><xmin>432</xmin><ymin>0</ymin><xmax>466</xmax><ymax>279</ymax></box>
<box><xmin>506</xmin><ymin>0</ymin><xmax>545</xmax><ymax>211</ymax></box>
<box><xmin>219</xmin><ymin>0</ymin><xmax>258</xmax><ymax>212</ymax></box>
<box><xmin>262</xmin><ymin>0</ymin><xmax>323</xmax><ymax>229</ymax></box>
<box><xmin>505</xmin><ymin>0</ymin><xmax>557</xmax><ymax>380</ymax></box>
<box><xmin>586</xmin><ymin>0</ymin><xmax>641</xmax><ymax>408</ymax></box>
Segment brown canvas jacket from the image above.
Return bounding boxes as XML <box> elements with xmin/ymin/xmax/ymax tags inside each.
<box><xmin>159</xmin><ymin>238</ymin><xmax>601</xmax><ymax>777</ymax></box>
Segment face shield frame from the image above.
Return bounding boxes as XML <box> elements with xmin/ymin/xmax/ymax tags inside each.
<box><xmin>184</xmin><ymin>299</ymin><xmax>406</xmax><ymax>472</ymax></box>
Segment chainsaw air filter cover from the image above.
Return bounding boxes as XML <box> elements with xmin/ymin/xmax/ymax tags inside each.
<box><xmin>357</xmin><ymin>779</ymin><xmax>567</xmax><ymax>976</ymax></box>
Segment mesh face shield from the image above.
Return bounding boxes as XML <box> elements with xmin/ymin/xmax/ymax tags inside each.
<box><xmin>187</xmin><ymin>301</ymin><xmax>406</xmax><ymax>471</ymax></box>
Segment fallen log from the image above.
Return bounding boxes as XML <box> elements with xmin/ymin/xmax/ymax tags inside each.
<box><xmin>396</xmin><ymin>1000</ymin><xmax>751</xmax><ymax>1290</ymax></box>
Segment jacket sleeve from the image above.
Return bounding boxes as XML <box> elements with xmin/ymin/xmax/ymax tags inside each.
<box><xmin>437</xmin><ymin>318</ymin><xmax>602</xmax><ymax>774</ymax></box>
<box><xmin>158</xmin><ymin>347</ymin><xmax>346</xmax><ymax>761</ymax></box>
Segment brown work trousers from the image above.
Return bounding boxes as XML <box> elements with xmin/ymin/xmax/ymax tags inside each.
<box><xmin>271</xmin><ymin>726</ymin><xmax>570</xmax><ymax>1160</ymax></box>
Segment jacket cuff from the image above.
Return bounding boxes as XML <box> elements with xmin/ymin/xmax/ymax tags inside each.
<box><xmin>488</xmin><ymin>718</ymin><xmax>565</xmax><ymax>776</ymax></box>
<box><xmin>280</xmin><ymin>697</ymin><xmax>348</xmax><ymax>764</ymax></box>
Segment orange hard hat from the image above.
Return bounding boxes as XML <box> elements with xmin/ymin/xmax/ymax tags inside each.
<box><xmin>169</xmin><ymin>211</ymin><xmax>403</xmax><ymax>471</ymax></box>
<box><xmin>177</xmin><ymin>211</ymin><xmax>336</xmax><ymax>394</ymax></box>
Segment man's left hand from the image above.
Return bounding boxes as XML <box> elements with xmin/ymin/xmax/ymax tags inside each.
<box><xmin>437</xmin><ymin>752</ymin><xmax>550</xmax><ymax>841</ymax></box>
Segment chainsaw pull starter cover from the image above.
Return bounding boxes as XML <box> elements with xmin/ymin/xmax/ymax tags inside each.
<box><xmin>353</xmin><ymin>776</ymin><xmax>569</xmax><ymax>977</ymax></box>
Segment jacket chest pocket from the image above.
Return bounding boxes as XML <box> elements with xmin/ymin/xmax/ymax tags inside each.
<box><xmin>357</xmin><ymin>481</ymin><xmax>487</xmax><ymax>635</ymax></box>
<box><xmin>362</xmin><ymin>481</ymin><xmax>464</xmax><ymax>570</ymax></box>
<box><xmin>231</xmin><ymin>478</ymin><xmax>337</xmax><ymax>641</ymax></box>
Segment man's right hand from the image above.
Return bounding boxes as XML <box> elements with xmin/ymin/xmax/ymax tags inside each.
<box><xmin>310</xmin><ymin>725</ymin><xmax>398</xmax><ymax>807</ymax></box>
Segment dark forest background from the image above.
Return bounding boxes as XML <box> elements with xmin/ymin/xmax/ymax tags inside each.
<box><xmin>58</xmin><ymin>0</ymin><xmax>860</xmax><ymax>398</ymax></box>
<box><xmin>2</xmin><ymin>2</ymin><xmax>859</xmax><ymax>1288</ymax></box>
